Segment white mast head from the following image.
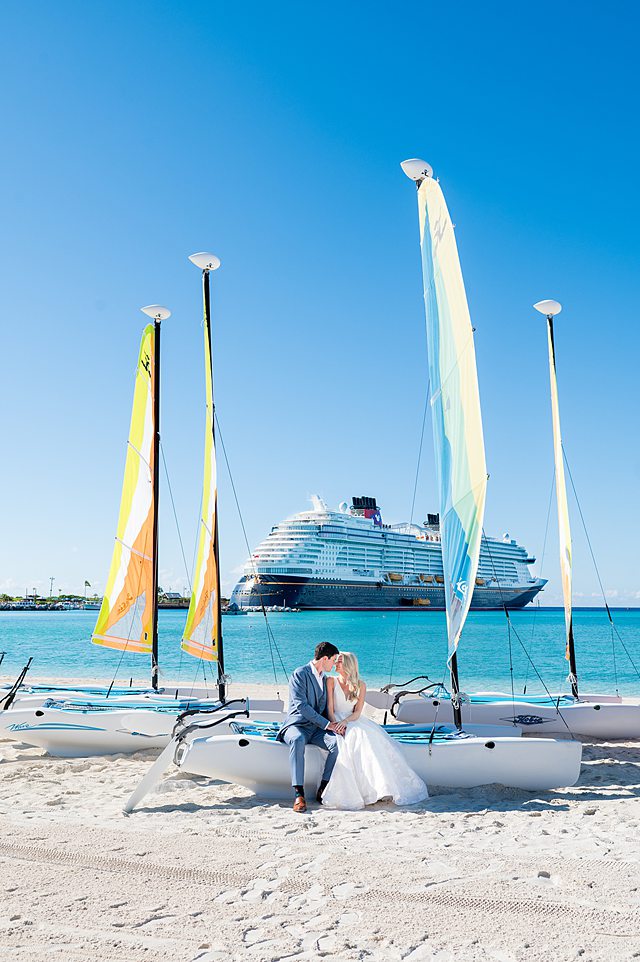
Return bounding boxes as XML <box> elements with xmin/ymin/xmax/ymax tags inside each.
<box><xmin>533</xmin><ymin>299</ymin><xmax>562</xmax><ymax>318</ymax></box>
<box><xmin>140</xmin><ymin>305</ymin><xmax>171</xmax><ymax>320</ymax></box>
<box><xmin>189</xmin><ymin>252</ymin><xmax>221</xmax><ymax>271</ymax></box>
<box><xmin>400</xmin><ymin>158</ymin><xmax>433</xmax><ymax>185</ymax></box>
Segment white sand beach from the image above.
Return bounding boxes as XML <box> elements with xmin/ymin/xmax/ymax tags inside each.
<box><xmin>1</xmin><ymin>680</ymin><xmax>639</xmax><ymax>962</ymax></box>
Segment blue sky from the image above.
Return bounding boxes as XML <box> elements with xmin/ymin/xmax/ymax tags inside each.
<box><xmin>0</xmin><ymin>1</ymin><xmax>638</xmax><ymax>604</ymax></box>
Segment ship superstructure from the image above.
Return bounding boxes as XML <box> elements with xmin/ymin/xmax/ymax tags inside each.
<box><xmin>231</xmin><ymin>496</ymin><xmax>545</xmax><ymax>611</ymax></box>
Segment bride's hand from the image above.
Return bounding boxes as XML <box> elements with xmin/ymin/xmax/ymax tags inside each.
<box><xmin>328</xmin><ymin>721</ymin><xmax>347</xmax><ymax>736</ymax></box>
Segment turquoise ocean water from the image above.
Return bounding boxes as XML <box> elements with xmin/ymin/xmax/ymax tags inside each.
<box><xmin>0</xmin><ymin>608</ymin><xmax>639</xmax><ymax>696</ymax></box>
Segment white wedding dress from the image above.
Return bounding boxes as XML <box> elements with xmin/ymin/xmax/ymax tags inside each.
<box><xmin>321</xmin><ymin>681</ymin><xmax>429</xmax><ymax>810</ymax></box>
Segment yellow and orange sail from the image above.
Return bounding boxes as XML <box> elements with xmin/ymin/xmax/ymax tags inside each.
<box><xmin>181</xmin><ymin>280</ymin><xmax>220</xmax><ymax>662</ymax></box>
<box><xmin>92</xmin><ymin>325</ymin><xmax>156</xmax><ymax>653</ymax></box>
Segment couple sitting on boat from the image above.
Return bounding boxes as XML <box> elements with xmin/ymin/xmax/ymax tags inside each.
<box><xmin>278</xmin><ymin>642</ymin><xmax>428</xmax><ymax>812</ymax></box>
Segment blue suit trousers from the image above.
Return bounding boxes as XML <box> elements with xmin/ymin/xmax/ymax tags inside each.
<box><xmin>281</xmin><ymin>724</ymin><xmax>338</xmax><ymax>787</ymax></box>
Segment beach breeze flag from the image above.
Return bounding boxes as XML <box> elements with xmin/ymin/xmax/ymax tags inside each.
<box><xmin>417</xmin><ymin>176</ymin><xmax>488</xmax><ymax>664</ymax></box>
<box><xmin>84</xmin><ymin>581</ymin><xmax>91</xmax><ymax>588</ymax></box>
<box><xmin>92</xmin><ymin>325</ymin><xmax>156</xmax><ymax>654</ymax></box>
<box><xmin>181</xmin><ymin>277</ymin><xmax>220</xmax><ymax>662</ymax></box>
<box><xmin>547</xmin><ymin>320</ymin><xmax>573</xmax><ymax>662</ymax></box>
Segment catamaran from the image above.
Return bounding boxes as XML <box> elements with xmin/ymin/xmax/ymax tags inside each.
<box><xmin>0</xmin><ymin>310</ymin><xmax>213</xmax><ymax>710</ymax></box>
<box><xmin>375</xmin><ymin>298</ymin><xmax>640</xmax><ymax>738</ymax></box>
<box><xmin>0</xmin><ymin>278</ymin><xmax>281</xmax><ymax>755</ymax></box>
<box><xmin>124</xmin><ymin>165</ymin><xmax>581</xmax><ymax>811</ymax></box>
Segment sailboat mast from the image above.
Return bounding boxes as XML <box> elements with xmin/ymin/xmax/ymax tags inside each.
<box><xmin>150</xmin><ymin>317</ymin><xmax>161</xmax><ymax>690</ymax></box>
<box><xmin>203</xmin><ymin>268</ymin><xmax>225</xmax><ymax>702</ymax></box>
<box><xmin>449</xmin><ymin>651</ymin><xmax>463</xmax><ymax>729</ymax></box>
<box><xmin>545</xmin><ymin>308</ymin><xmax>578</xmax><ymax>699</ymax></box>
<box><xmin>181</xmin><ymin>255</ymin><xmax>223</xmax><ymax>690</ymax></box>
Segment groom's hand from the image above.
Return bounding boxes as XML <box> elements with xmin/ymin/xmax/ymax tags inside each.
<box><xmin>327</xmin><ymin>721</ymin><xmax>347</xmax><ymax>736</ymax></box>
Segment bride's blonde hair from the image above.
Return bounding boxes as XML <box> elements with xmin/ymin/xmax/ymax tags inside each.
<box><xmin>339</xmin><ymin>651</ymin><xmax>362</xmax><ymax>702</ymax></box>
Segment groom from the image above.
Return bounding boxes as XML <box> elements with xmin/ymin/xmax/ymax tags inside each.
<box><xmin>277</xmin><ymin>642</ymin><xmax>346</xmax><ymax>812</ymax></box>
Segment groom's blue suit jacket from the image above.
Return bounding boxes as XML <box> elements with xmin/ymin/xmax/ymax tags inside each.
<box><xmin>276</xmin><ymin>664</ymin><xmax>329</xmax><ymax>741</ymax></box>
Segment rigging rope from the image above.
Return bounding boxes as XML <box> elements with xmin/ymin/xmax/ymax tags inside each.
<box><xmin>214</xmin><ymin>413</ymin><xmax>288</xmax><ymax>684</ymax></box>
<box><xmin>484</xmin><ymin>539</ymin><xmax>574</xmax><ymax>733</ymax></box>
<box><xmin>161</xmin><ymin>442</ymin><xmax>222</xmax><ymax>698</ymax></box>
<box><xmin>523</xmin><ymin>468</ymin><xmax>555</xmax><ymax>694</ymax></box>
<box><xmin>159</xmin><ymin>442</ymin><xmax>200</xmax><ymax>695</ymax></box>
<box><xmin>481</xmin><ymin>532</ymin><xmax>574</xmax><ymax>735</ymax></box>
<box><xmin>387</xmin><ymin>381</ymin><xmax>430</xmax><ymax>688</ymax></box>
<box><xmin>562</xmin><ymin>445</ymin><xmax>640</xmax><ymax>681</ymax></box>
<box><xmin>480</xmin><ymin>530</ymin><xmax>516</xmax><ymax>720</ymax></box>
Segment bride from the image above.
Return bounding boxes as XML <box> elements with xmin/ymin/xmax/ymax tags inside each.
<box><xmin>321</xmin><ymin>652</ymin><xmax>429</xmax><ymax>810</ymax></box>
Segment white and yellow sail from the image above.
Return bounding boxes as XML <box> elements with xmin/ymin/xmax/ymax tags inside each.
<box><xmin>92</xmin><ymin>325</ymin><xmax>156</xmax><ymax>654</ymax></box>
<box><xmin>417</xmin><ymin>175</ymin><xmax>488</xmax><ymax>663</ymax></box>
<box><xmin>181</xmin><ymin>280</ymin><xmax>220</xmax><ymax>662</ymax></box>
<box><xmin>547</xmin><ymin>320</ymin><xmax>573</xmax><ymax>662</ymax></box>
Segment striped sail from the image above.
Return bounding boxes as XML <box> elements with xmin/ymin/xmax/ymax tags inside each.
<box><xmin>181</xmin><ymin>280</ymin><xmax>220</xmax><ymax>662</ymax></box>
<box><xmin>417</xmin><ymin>176</ymin><xmax>488</xmax><ymax>662</ymax></box>
<box><xmin>547</xmin><ymin>320</ymin><xmax>573</xmax><ymax>662</ymax></box>
<box><xmin>92</xmin><ymin>325</ymin><xmax>156</xmax><ymax>653</ymax></box>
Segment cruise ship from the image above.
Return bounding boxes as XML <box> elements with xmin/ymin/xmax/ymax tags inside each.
<box><xmin>231</xmin><ymin>496</ymin><xmax>546</xmax><ymax>611</ymax></box>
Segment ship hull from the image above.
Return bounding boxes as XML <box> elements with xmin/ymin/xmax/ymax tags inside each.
<box><xmin>231</xmin><ymin>575</ymin><xmax>544</xmax><ymax>611</ymax></box>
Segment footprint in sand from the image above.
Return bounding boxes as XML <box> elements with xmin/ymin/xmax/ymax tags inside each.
<box><xmin>402</xmin><ymin>945</ymin><xmax>435</xmax><ymax>961</ymax></box>
<box><xmin>331</xmin><ymin>880</ymin><xmax>368</xmax><ymax>899</ymax></box>
<box><xmin>289</xmin><ymin>882</ymin><xmax>325</xmax><ymax>908</ymax></box>
<box><xmin>302</xmin><ymin>912</ymin><xmax>334</xmax><ymax>930</ymax></box>
<box><xmin>301</xmin><ymin>931</ymin><xmax>344</xmax><ymax>953</ymax></box>
<box><xmin>214</xmin><ymin>888</ymin><xmax>240</xmax><ymax>904</ymax></box>
<box><xmin>132</xmin><ymin>913</ymin><xmax>176</xmax><ymax>929</ymax></box>
<box><xmin>241</xmin><ymin>877</ymin><xmax>282</xmax><ymax>902</ymax></box>
<box><xmin>243</xmin><ymin>927</ymin><xmax>267</xmax><ymax>945</ymax></box>
<box><xmin>296</xmin><ymin>851</ymin><xmax>331</xmax><ymax>875</ymax></box>
<box><xmin>337</xmin><ymin>911</ymin><xmax>359</xmax><ymax>926</ymax></box>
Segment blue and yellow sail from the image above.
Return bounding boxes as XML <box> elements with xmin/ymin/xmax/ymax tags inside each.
<box><xmin>92</xmin><ymin>325</ymin><xmax>156</xmax><ymax>654</ymax></box>
<box><xmin>417</xmin><ymin>176</ymin><xmax>488</xmax><ymax>662</ymax></box>
<box><xmin>181</xmin><ymin>279</ymin><xmax>220</xmax><ymax>662</ymax></box>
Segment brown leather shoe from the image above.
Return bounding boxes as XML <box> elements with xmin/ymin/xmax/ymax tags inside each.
<box><xmin>293</xmin><ymin>795</ymin><xmax>307</xmax><ymax>813</ymax></box>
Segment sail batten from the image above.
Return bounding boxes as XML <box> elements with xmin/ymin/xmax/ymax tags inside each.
<box><xmin>416</xmin><ymin>176</ymin><xmax>487</xmax><ymax>663</ymax></box>
<box><xmin>182</xmin><ymin>275</ymin><xmax>220</xmax><ymax>663</ymax></box>
<box><xmin>92</xmin><ymin>325</ymin><xmax>156</xmax><ymax>655</ymax></box>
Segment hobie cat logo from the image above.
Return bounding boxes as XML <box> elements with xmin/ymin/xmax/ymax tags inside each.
<box><xmin>505</xmin><ymin>715</ymin><xmax>550</xmax><ymax>727</ymax></box>
<box><xmin>8</xmin><ymin>722</ymin><xmax>31</xmax><ymax>731</ymax></box>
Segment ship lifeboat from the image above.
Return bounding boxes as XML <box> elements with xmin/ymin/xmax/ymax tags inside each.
<box><xmin>435</xmin><ymin>575</ymin><xmax>444</xmax><ymax>584</ymax></box>
<box><xmin>475</xmin><ymin>577</ymin><xmax>485</xmax><ymax>586</ymax></box>
<box><xmin>387</xmin><ymin>572</ymin><xmax>403</xmax><ymax>582</ymax></box>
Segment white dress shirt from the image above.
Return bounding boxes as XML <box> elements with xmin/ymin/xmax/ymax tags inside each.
<box><xmin>309</xmin><ymin>660</ymin><xmax>324</xmax><ymax>694</ymax></box>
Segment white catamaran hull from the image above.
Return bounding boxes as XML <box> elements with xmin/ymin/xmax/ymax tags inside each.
<box><xmin>371</xmin><ymin>691</ymin><xmax>640</xmax><ymax>739</ymax></box>
<box><xmin>0</xmin><ymin>703</ymin><xmax>285</xmax><ymax>757</ymax></box>
<box><xmin>172</xmin><ymin>730</ymin><xmax>582</xmax><ymax>798</ymax></box>
<box><xmin>1</xmin><ymin>685</ymin><xmax>224</xmax><ymax>711</ymax></box>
